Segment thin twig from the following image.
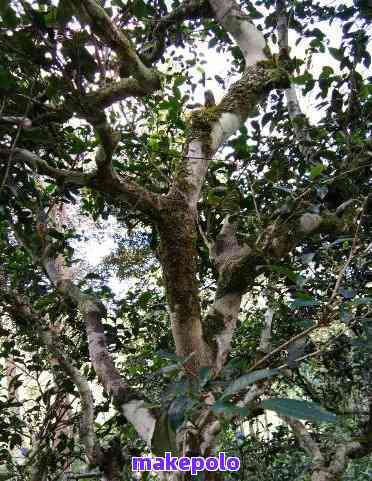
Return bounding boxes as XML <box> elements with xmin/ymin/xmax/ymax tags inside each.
<box><xmin>247</xmin><ymin>172</ymin><xmax>262</xmax><ymax>223</ymax></box>
<box><xmin>328</xmin><ymin>197</ymin><xmax>368</xmax><ymax>305</ymax></box>
<box><xmin>0</xmin><ymin>81</ymin><xmax>35</xmax><ymax>194</ymax></box>
<box><xmin>249</xmin><ymin>324</ymin><xmax>318</xmax><ymax>372</ymax></box>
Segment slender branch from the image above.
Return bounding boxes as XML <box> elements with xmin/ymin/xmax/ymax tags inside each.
<box><xmin>276</xmin><ymin>0</ymin><xmax>313</xmax><ymax>163</ymax></box>
<box><xmin>70</xmin><ymin>0</ymin><xmax>160</xmax><ymax>87</ymax></box>
<box><xmin>249</xmin><ymin>324</ymin><xmax>318</xmax><ymax>372</ymax></box>
<box><xmin>208</xmin><ymin>0</ymin><xmax>267</xmax><ymax>67</ymax></box>
<box><xmin>2</xmin><ymin>291</ymin><xmax>103</xmax><ymax>465</ymax></box>
<box><xmin>258</xmin><ymin>307</ymin><xmax>274</xmax><ymax>354</ymax></box>
<box><xmin>247</xmin><ymin>173</ymin><xmax>262</xmax><ymax>223</ymax></box>
<box><xmin>141</xmin><ymin>0</ymin><xmax>213</xmax><ymax>64</ymax></box>
<box><xmin>31</xmin><ymin>77</ymin><xmax>157</xmax><ymax>127</ymax></box>
<box><xmin>280</xmin><ymin>416</ymin><xmax>324</xmax><ymax>462</ymax></box>
<box><xmin>327</xmin><ymin>197</ymin><xmax>367</xmax><ymax>305</ymax></box>
<box><xmin>0</xmin><ymin>147</ymin><xmax>162</xmax><ymax>218</ymax></box>
<box><xmin>0</xmin><ymin>116</ymin><xmax>32</xmax><ymax>128</ymax></box>
<box><xmin>9</xmin><ymin>212</ymin><xmax>157</xmax><ymax>446</ymax></box>
<box><xmin>0</xmin><ymin>82</ymin><xmax>34</xmax><ymax>194</ymax></box>
<box><xmin>87</xmin><ymin>77</ymin><xmax>151</xmax><ymax>109</ymax></box>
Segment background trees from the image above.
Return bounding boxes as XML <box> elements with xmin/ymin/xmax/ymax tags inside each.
<box><xmin>0</xmin><ymin>0</ymin><xmax>371</xmax><ymax>480</ymax></box>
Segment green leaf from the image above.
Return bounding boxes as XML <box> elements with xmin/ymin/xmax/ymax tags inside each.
<box><xmin>221</xmin><ymin>369</ymin><xmax>279</xmax><ymax>400</ymax></box>
<box><xmin>47</xmin><ymin>229</ymin><xmax>65</xmax><ymax>240</ymax></box>
<box><xmin>321</xmin><ymin>66</ymin><xmax>334</xmax><ymax>77</ymax></box>
<box><xmin>168</xmin><ymin>396</ymin><xmax>195</xmax><ymax>432</ymax></box>
<box><xmin>56</xmin><ymin>0</ymin><xmax>74</xmax><ymax>26</ymax></box>
<box><xmin>262</xmin><ymin>399</ymin><xmax>337</xmax><ymax>423</ymax></box>
<box><xmin>0</xmin><ymin>1</ymin><xmax>18</xmax><ymax>28</ymax></box>
<box><xmin>198</xmin><ymin>367</ymin><xmax>211</xmax><ymax>388</ymax></box>
<box><xmin>329</xmin><ymin>47</ymin><xmax>344</xmax><ymax>62</ymax></box>
<box><xmin>247</xmin><ymin>4</ymin><xmax>263</xmax><ymax>19</ymax></box>
<box><xmin>291</xmin><ymin>298</ymin><xmax>320</xmax><ymax>308</ymax></box>
<box><xmin>84</xmin><ymin>272</ymin><xmax>102</xmax><ymax>280</ymax></box>
<box><xmin>132</xmin><ymin>0</ymin><xmax>153</xmax><ymax>18</ymax></box>
<box><xmin>310</xmin><ymin>163</ymin><xmax>325</xmax><ymax>179</ymax></box>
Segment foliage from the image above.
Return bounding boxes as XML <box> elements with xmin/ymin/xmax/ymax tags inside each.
<box><xmin>0</xmin><ymin>0</ymin><xmax>371</xmax><ymax>480</ymax></box>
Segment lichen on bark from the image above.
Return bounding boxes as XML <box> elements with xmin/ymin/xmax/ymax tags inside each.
<box><xmin>202</xmin><ymin>309</ymin><xmax>226</xmax><ymax>356</ymax></box>
<box><xmin>218</xmin><ymin>63</ymin><xmax>289</xmax><ymax>119</ymax></box>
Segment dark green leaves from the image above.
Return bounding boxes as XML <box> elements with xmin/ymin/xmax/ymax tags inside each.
<box><xmin>329</xmin><ymin>47</ymin><xmax>345</xmax><ymax>62</ymax></box>
<box><xmin>168</xmin><ymin>396</ymin><xmax>195</xmax><ymax>432</ymax></box>
<box><xmin>290</xmin><ymin>298</ymin><xmax>320</xmax><ymax>309</ymax></box>
<box><xmin>246</xmin><ymin>2</ymin><xmax>263</xmax><ymax>19</ymax></box>
<box><xmin>198</xmin><ymin>367</ymin><xmax>211</xmax><ymax>388</ymax></box>
<box><xmin>0</xmin><ymin>1</ymin><xmax>18</xmax><ymax>28</ymax></box>
<box><xmin>310</xmin><ymin>163</ymin><xmax>326</xmax><ymax>179</ymax></box>
<box><xmin>56</xmin><ymin>0</ymin><xmax>74</xmax><ymax>26</ymax></box>
<box><xmin>262</xmin><ymin>399</ymin><xmax>337</xmax><ymax>423</ymax></box>
<box><xmin>0</xmin><ymin>66</ymin><xmax>15</xmax><ymax>92</ymax></box>
<box><xmin>132</xmin><ymin>0</ymin><xmax>155</xmax><ymax>19</ymax></box>
<box><xmin>221</xmin><ymin>369</ymin><xmax>280</xmax><ymax>400</ymax></box>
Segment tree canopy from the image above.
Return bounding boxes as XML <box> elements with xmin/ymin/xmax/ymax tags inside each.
<box><xmin>0</xmin><ymin>0</ymin><xmax>371</xmax><ymax>480</ymax></box>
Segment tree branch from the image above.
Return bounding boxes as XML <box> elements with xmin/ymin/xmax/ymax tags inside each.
<box><xmin>87</xmin><ymin>77</ymin><xmax>151</xmax><ymax>109</ymax></box>
<box><xmin>9</xmin><ymin>214</ymin><xmax>157</xmax><ymax>447</ymax></box>
<box><xmin>2</xmin><ymin>291</ymin><xmax>103</xmax><ymax>466</ymax></box>
<box><xmin>172</xmin><ymin>62</ymin><xmax>288</xmax><ymax>209</ymax></box>
<box><xmin>202</xmin><ymin>200</ymin><xmax>359</xmax><ymax>371</ymax></box>
<box><xmin>167</xmin><ymin>0</ymin><xmax>287</xmax><ymax>211</ymax></box>
<box><xmin>0</xmin><ymin>115</ymin><xmax>32</xmax><ymax>128</ymax></box>
<box><xmin>0</xmin><ymin>147</ymin><xmax>161</xmax><ymax>218</ymax></box>
<box><xmin>276</xmin><ymin>0</ymin><xmax>313</xmax><ymax>163</ymax></box>
<box><xmin>70</xmin><ymin>0</ymin><xmax>160</xmax><ymax>88</ymax></box>
<box><xmin>280</xmin><ymin>395</ymin><xmax>372</xmax><ymax>481</ymax></box>
<box><xmin>31</xmin><ymin>77</ymin><xmax>158</xmax><ymax>127</ymax></box>
<box><xmin>280</xmin><ymin>416</ymin><xmax>324</xmax><ymax>462</ymax></box>
<box><xmin>141</xmin><ymin>0</ymin><xmax>213</xmax><ymax>64</ymax></box>
<box><xmin>149</xmin><ymin>36</ymin><xmax>284</xmax><ymax>371</ymax></box>
<box><xmin>259</xmin><ymin>307</ymin><xmax>274</xmax><ymax>354</ymax></box>
<box><xmin>208</xmin><ymin>0</ymin><xmax>267</xmax><ymax>66</ymax></box>
<box><xmin>202</xmin><ymin>216</ymin><xmax>250</xmax><ymax>371</ymax></box>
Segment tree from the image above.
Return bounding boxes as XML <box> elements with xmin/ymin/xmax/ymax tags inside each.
<box><xmin>0</xmin><ymin>0</ymin><xmax>371</xmax><ymax>480</ymax></box>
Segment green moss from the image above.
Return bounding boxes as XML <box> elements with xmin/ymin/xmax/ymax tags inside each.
<box><xmin>185</xmin><ymin>63</ymin><xmax>288</xmax><ymax>156</ymax></box>
<box><xmin>158</xmin><ymin>197</ymin><xmax>200</xmax><ymax>317</ymax></box>
<box><xmin>173</xmin><ymin>161</ymin><xmax>194</xmax><ymax>192</ymax></box>
<box><xmin>320</xmin><ymin>213</ymin><xmax>345</xmax><ymax>233</ymax></box>
<box><xmin>218</xmin><ymin>63</ymin><xmax>289</xmax><ymax>119</ymax></box>
<box><xmin>187</xmin><ymin>106</ymin><xmax>223</xmax><ymax>157</ymax></box>
<box><xmin>173</xmin><ymin>63</ymin><xmax>289</xmax><ymax>194</ymax></box>
<box><xmin>256</xmin><ymin>58</ymin><xmax>277</xmax><ymax>70</ymax></box>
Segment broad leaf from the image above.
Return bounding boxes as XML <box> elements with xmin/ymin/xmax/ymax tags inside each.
<box><xmin>262</xmin><ymin>399</ymin><xmax>337</xmax><ymax>423</ymax></box>
<box><xmin>221</xmin><ymin>369</ymin><xmax>279</xmax><ymax>400</ymax></box>
<box><xmin>168</xmin><ymin>396</ymin><xmax>195</xmax><ymax>432</ymax></box>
